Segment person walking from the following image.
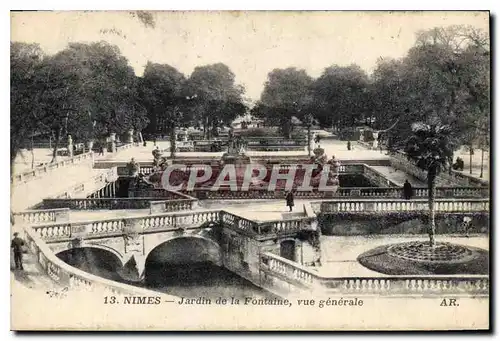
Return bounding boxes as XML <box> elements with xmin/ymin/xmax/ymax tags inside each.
<box><xmin>11</xmin><ymin>232</ymin><xmax>25</xmax><ymax>270</ymax></box>
<box><xmin>286</xmin><ymin>190</ymin><xmax>295</xmax><ymax>212</ymax></box>
<box><xmin>403</xmin><ymin>179</ymin><xmax>413</xmax><ymax>200</ymax></box>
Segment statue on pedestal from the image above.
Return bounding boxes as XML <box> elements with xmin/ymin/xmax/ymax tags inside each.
<box><xmin>67</xmin><ymin>135</ymin><xmax>74</xmax><ymax>158</ymax></box>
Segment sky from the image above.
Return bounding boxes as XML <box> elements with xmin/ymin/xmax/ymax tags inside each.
<box><xmin>11</xmin><ymin>11</ymin><xmax>489</xmax><ymax>101</ymax></box>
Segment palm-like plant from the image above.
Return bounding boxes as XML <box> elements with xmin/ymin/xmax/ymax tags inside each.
<box><xmin>404</xmin><ymin>121</ymin><xmax>455</xmax><ymax>247</ymax></box>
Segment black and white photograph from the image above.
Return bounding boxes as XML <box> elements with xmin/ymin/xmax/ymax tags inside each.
<box><xmin>9</xmin><ymin>10</ymin><xmax>490</xmax><ymax>330</ymax></box>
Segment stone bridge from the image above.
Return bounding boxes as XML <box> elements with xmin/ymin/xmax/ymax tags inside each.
<box><xmin>27</xmin><ymin>208</ymin><xmax>320</xmax><ymax>284</ymax></box>
<box><xmin>17</xmin><ymin>194</ymin><xmax>490</xmax><ymax>298</ymax></box>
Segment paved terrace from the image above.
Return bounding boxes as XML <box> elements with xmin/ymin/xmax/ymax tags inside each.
<box><xmin>106</xmin><ymin>140</ymin><xmax>391</xmax><ymax>162</ymax></box>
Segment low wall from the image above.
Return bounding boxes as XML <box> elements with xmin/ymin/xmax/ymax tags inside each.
<box><xmin>319</xmin><ymin>213</ymin><xmax>489</xmax><ymax>235</ymax></box>
<box><xmin>259</xmin><ymin>252</ymin><xmax>489</xmax><ymax>296</ymax></box>
<box><xmin>14</xmin><ymin>208</ymin><xmax>70</xmax><ymax>225</ymax></box>
<box><xmin>11</xmin><ymin>152</ymin><xmax>94</xmax><ymax>186</ymax></box>
<box><xmin>149</xmin><ymin>199</ymin><xmax>198</xmax><ymax>214</ymax></box>
<box><xmin>22</xmin><ymin>225</ymin><xmax>176</xmax><ymax>299</ymax></box>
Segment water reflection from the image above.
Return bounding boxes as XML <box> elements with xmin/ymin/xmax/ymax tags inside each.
<box><xmin>144</xmin><ymin>262</ymin><xmax>270</xmax><ymax>300</ymax></box>
<box><xmin>58</xmin><ymin>249</ymin><xmax>271</xmax><ymax>300</ymax></box>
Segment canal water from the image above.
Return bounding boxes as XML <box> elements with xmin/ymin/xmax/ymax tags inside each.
<box><xmin>57</xmin><ymin>249</ymin><xmax>272</xmax><ymax>300</ymax></box>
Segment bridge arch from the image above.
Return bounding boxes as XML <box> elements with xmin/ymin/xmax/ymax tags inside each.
<box><xmin>55</xmin><ymin>246</ymin><xmax>124</xmax><ymax>280</ymax></box>
<box><xmin>144</xmin><ymin>235</ymin><xmax>223</xmax><ymax>287</ymax></box>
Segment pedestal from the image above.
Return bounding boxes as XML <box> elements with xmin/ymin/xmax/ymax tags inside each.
<box><xmin>107</xmin><ymin>133</ymin><xmax>117</xmax><ymax>153</ymax></box>
<box><xmin>67</xmin><ymin>135</ymin><xmax>73</xmax><ymax>158</ymax></box>
<box><xmin>127</xmin><ymin>129</ymin><xmax>134</xmax><ymax>144</ymax></box>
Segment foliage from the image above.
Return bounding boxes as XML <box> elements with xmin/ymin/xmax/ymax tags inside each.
<box><xmin>185</xmin><ymin>63</ymin><xmax>247</xmax><ymax>138</ymax></box>
<box><xmin>311</xmin><ymin>64</ymin><xmax>370</xmax><ymax>128</ymax></box>
<box><xmin>10</xmin><ymin>42</ymin><xmax>44</xmax><ymax>164</ymax></box>
<box><xmin>257</xmin><ymin>67</ymin><xmax>314</xmax><ymax>138</ymax></box>
<box><xmin>401</xmin><ymin>120</ymin><xmax>456</xmax><ymax>247</ymax></box>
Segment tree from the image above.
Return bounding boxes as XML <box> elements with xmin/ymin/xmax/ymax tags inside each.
<box><xmin>35</xmin><ymin>42</ymin><xmax>148</xmax><ymax>161</ymax></box>
<box><xmin>10</xmin><ymin>42</ymin><xmax>45</xmax><ymax>169</ymax></box>
<box><xmin>311</xmin><ymin>65</ymin><xmax>369</xmax><ymax>130</ymax></box>
<box><xmin>402</xmin><ymin>120</ymin><xmax>455</xmax><ymax>247</ymax></box>
<box><xmin>259</xmin><ymin>67</ymin><xmax>314</xmax><ymax>138</ymax></box>
<box><xmin>186</xmin><ymin>63</ymin><xmax>246</xmax><ymax>139</ymax></box>
<box><xmin>139</xmin><ymin>62</ymin><xmax>187</xmax><ymax>157</ymax></box>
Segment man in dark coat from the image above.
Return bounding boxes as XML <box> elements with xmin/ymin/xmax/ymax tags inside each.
<box><xmin>286</xmin><ymin>190</ymin><xmax>294</xmax><ymax>212</ymax></box>
<box><xmin>11</xmin><ymin>232</ymin><xmax>25</xmax><ymax>270</ymax></box>
<box><xmin>403</xmin><ymin>179</ymin><xmax>413</xmax><ymax>200</ymax></box>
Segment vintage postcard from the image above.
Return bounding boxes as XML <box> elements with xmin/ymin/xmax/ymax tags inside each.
<box><xmin>10</xmin><ymin>10</ymin><xmax>490</xmax><ymax>331</ymax></box>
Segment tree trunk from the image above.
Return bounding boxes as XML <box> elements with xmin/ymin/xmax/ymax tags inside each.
<box><xmin>169</xmin><ymin>125</ymin><xmax>176</xmax><ymax>159</ymax></box>
<box><xmin>427</xmin><ymin>167</ymin><xmax>437</xmax><ymax>247</ymax></box>
<box><xmin>307</xmin><ymin>125</ymin><xmax>312</xmax><ymax>156</ymax></box>
<box><xmin>51</xmin><ymin>128</ymin><xmax>62</xmax><ymax>163</ymax></box>
<box><xmin>30</xmin><ymin>135</ymin><xmax>35</xmax><ymax>169</ymax></box>
<box><xmin>480</xmin><ymin>149</ymin><xmax>484</xmax><ymax>178</ymax></box>
<box><xmin>469</xmin><ymin>145</ymin><xmax>473</xmax><ymax>175</ymax></box>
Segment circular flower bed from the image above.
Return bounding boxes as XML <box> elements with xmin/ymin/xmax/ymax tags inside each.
<box><xmin>357</xmin><ymin>241</ymin><xmax>488</xmax><ymax>275</ymax></box>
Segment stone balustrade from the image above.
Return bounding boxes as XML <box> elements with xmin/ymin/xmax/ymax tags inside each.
<box><xmin>14</xmin><ymin>208</ymin><xmax>70</xmax><ymax>225</ymax></box>
<box><xmin>362</xmin><ymin>164</ymin><xmax>400</xmax><ymax>187</ymax></box>
<box><xmin>115</xmin><ymin>143</ymin><xmax>138</xmax><ymax>153</ymax></box>
<box><xmin>220</xmin><ymin>211</ymin><xmax>260</xmax><ymax>234</ymax></box>
<box><xmin>149</xmin><ymin>199</ymin><xmax>198</xmax><ymax>213</ymax></box>
<box><xmin>30</xmin><ymin>206</ymin><xmax>317</xmax><ymax>244</ymax></box>
<box><xmin>184</xmin><ymin>186</ymin><xmax>488</xmax><ymax>200</ymax></box>
<box><xmin>258</xmin><ymin>217</ymin><xmax>314</xmax><ymax>235</ymax></box>
<box><xmin>23</xmin><ymin>224</ymin><xmax>175</xmax><ymax>298</ymax></box>
<box><xmin>32</xmin><ymin>209</ymin><xmax>223</xmax><ymax>242</ymax></box>
<box><xmin>43</xmin><ymin>198</ymin><xmax>154</xmax><ymax>210</ymax></box>
<box><xmin>260</xmin><ymin>252</ymin><xmax>489</xmax><ymax>295</ymax></box>
<box><xmin>336</xmin><ymin>186</ymin><xmax>489</xmax><ymax>198</ymax></box>
<box><xmin>320</xmin><ymin>198</ymin><xmax>489</xmax><ymax>214</ymax></box>
<box><xmin>50</xmin><ymin>167</ymin><xmax>118</xmax><ymax>200</ymax></box>
<box><xmin>11</xmin><ymin>152</ymin><xmax>94</xmax><ymax>186</ymax></box>
<box><xmin>389</xmin><ymin>152</ymin><xmax>482</xmax><ymax>187</ymax></box>
<box><xmin>129</xmin><ymin>188</ymin><xmax>189</xmax><ymax>200</ymax></box>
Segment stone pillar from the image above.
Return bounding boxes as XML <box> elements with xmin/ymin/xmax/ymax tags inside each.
<box><xmin>127</xmin><ymin>129</ymin><xmax>134</xmax><ymax>144</ymax></box>
<box><xmin>358</xmin><ymin>129</ymin><xmax>364</xmax><ymax>142</ymax></box>
<box><xmin>67</xmin><ymin>135</ymin><xmax>74</xmax><ymax>158</ymax></box>
<box><xmin>108</xmin><ymin>133</ymin><xmax>117</xmax><ymax>153</ymax></box>
<box><xmin>372</xmin><ymin>131</ymin><xmax>379</xmax><ymax>150</ymax></box>
<box><xmin>87</xmin><ymin>140</ymin><xmax>94</xmax><ymax>153</ymax></box>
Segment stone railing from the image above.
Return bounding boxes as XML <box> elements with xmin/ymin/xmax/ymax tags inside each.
<box><xmin>149</xmin><ymin>199</ymin><xmax>198</xmax><ymax>214</ymax></box>
<box><xmin>320</xmin><ymin>198</ymin><xmax>489</xmax><ymax>215</ymax></box>
<box><xmin>257</xmin><ymin>216</ymin><xmax>316</xmax><ymax>235</ymax></box>
<box><xmin>260</xmin><ymin>252</ymin><xmax>489</xmax><ymax>296</ymax></box>
<box><xmin>129</xmin><ymin>187</ymin><xmax>192</xmax><ymax>200</ymax></box>
<box><xmin>220</xmin><ymin>211</ymin><xmax>260</xmax><ymax>234</ymax></box>
<box><xmin>184</xmin><ymin>185</ymin><xmax>488</xmax><ymax>201</ymax></box>
<box><xmin>50</xmin><ymin>167</ymin><xmax>118</xmax><ymax>200</ymax></box>
<box><xmin>32</xmin><ymin>209</ymin><xmax>223</xmax><ymax>242</ymax></box>
<box><xmin>22</xmin><ymin>225</ymin><xmax>174</xmax><ymax>298</ymax></box>
<box><xmin>13</xmin><ymin>208</ymin><xmax>70</xmax><ymax>225</ymax></box>
<box><xmin>389</xmin><ymin>152</ymin><xmax>475</xmax><ymax>187</ymax></box>
<box><xmin>362</xmin><ymin>164</ymin><xmax>399</xmax><ymax>187</ymax></box>
<box><xmin>31</xmin><ymin>206</ymin><xmax>315</xmax><ymax>243</ymax></box>
<box><xmin>117</xmin><ymin>165</ymin><xmax>155</xmax><ymax>176</ymax></box>
<box><xmin>248</xmin><ymin>146</ymin><xmax>306</xmax><ymax>152</ymax></box>
<box><xmin>336</xmin><ymin>186</ymin><xmax>489</xmax><ymax>199</ymax></box>
<box><xmin>43</xmin><ymin>198</ymin><xmax>151</xmax><ymax>210</ymax></box>
<box><xmin>449</xmin><ymin>170</ymin><xmax>489</xmax><ymax>187</ymax></box>
<box><xmin>11</xmin><ymin>152</ymin><xmax>94</xmax><ymax>186</ymax></box>
<box><xmin>115</xmin><ymin>143</ymin><xmax>136</xmax><ymax>153</ymax></box>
